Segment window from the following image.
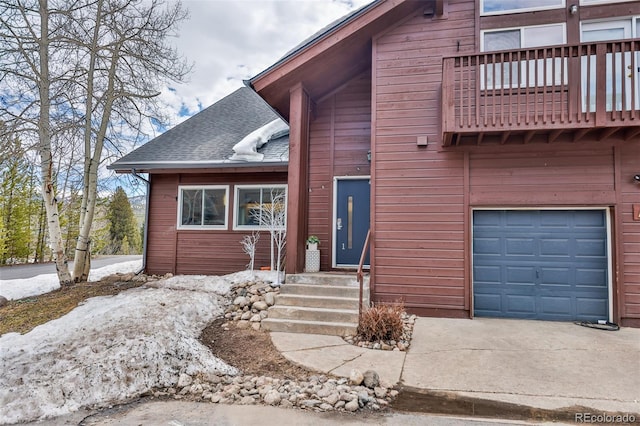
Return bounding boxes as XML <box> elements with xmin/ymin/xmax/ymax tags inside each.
<box><xmin>234</xmin><ymin>185</ymin><xmax>287</xmax><ymax>230</ymax></box>
<box><xmin>481</xmin><ymin>0</ymin><xmax>564</xmax><ymax>16</ymax></box>
<box><xmin>481</xmin><ymin>24</ymin><xmax>566</xmax><ymax>89</ymax></box>
<box><xmin>581</xmin><ymin>18</ymin><xmax>640</xmax><ymax>112</ymax></box>
<box><xmin>178</xmin><ymin>186</ymin><xmax>228</xmax><ymax>229</ymax></box>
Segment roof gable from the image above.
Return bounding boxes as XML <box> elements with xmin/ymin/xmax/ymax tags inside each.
<box><xmin>249</xmin><ymin>0</ymin><xmax>424</xmax><ymax>119</ymax></box>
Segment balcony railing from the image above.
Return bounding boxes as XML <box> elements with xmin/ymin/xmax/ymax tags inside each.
<box><xmin>442</xmin><ymin>39</ymin><xmax>640</xmax><ymax>146</ymax></box>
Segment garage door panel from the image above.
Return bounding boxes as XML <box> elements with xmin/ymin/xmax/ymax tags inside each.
<box><xmin>575</xmin><ymin>268</ymin><xmax>607</xmax><ymax>287</ymax></box>
<box><xmin>474</xmin><ymin>293</ymin><xmax>502</xmax><ymax>314</ymax></box>
<box><xmin>539</xmin><ymin>239</ymin><xmax>570</xmax><ymax>257</ymax></box>
<box><xmin>574</xmin><ymin>210</ymin><xmax>606</xmax><ymax>227</ymax></box>
<box><xmin>575</xmin><ymin>239</ymin><xmax>607</xmax><ymax>257</ymax></box>
<box><xmin>576</xmin><ymin>298</ymin><xmax>608</xmax><ymax>318</ymax></box>
<box><xmin>505</xmin><ymin>238</ymin><xmax>536</xmax><ymax>256</ymax></box>
<box><xmin>473</xmin><ymin>210</ymin><xmax>609</xmax><ymax>321</ymax></box>
<box><xmin>539</xmin><ymin>267</ymin><xmax>571</xmax><ymax>285</ymax></box>
<box><xmin>474</xmin><ymin>238</ymin><xmax>501</xmax><ymax>255</ymax></box>
<box><xmin>540</xmin><ymin>296</ymin><xmax>573</xmax><ymax>315</ymax></box>
<box><xmin>506</xmin><ymin>266</ymin><xmax>536</xmax><ymax>283</ymax></box>
<box><xmin>505</xmin><ymin>295</ymin><xmax>536</xmax><ymax>315</ymax></box>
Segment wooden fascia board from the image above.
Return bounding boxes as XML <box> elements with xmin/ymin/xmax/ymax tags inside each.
<box><xmin>251</xmin><ymin>0</ymin><xmax>409</xmax><ymax>93</ymax></box>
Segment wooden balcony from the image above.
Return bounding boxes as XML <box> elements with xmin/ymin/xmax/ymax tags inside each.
<box><xmin>442</xmin><ymin>40</ymin><xmax>640</xmax><ymax>146</ymax></box>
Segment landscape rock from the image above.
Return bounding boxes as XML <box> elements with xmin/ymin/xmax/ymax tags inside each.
<box><xmin>0</xmin><ymin>296</ymin><xmax>7</xmax><ymax>307</ymax></box>
<box><xmin>345</xmin><ymin>399</ymin><xmax>359</xmax><ymax>412</ymax></box>
<box><xmin>363</xmin><ymin>370</ymin><xmax>379</xmax><ymax>389</ymax></box>
<box><xmin>177</xmin><ymin>373</ymin><xmax>192</xmax><ymax>388</ymax></box>
<box><xmin>263</xmin><ymin>389</ymin><xmax>281</xmax><ymax>405</ymax></box>
<box><xmin>236</xmin><ymin>320</ymin><xmax>250</xmax><ymax>329</ymax></box>
<box><xmin>264</xmin><ymin>293</ymin><xmax>276</xmax><ymax>306</ymax></box>
<box><xmin>349</xmin><ymin>369</ymin><xmax>364</xmax><ymax>386</ymax></box>
<box><xmin>252</xmin><ymin>301</ymin><xmax>268</xmax><ymax>311</ymax></box>
<box><xmin>233</xmin><ymin>296</ymin><xmax>249</xmax><ymax>307</ymax></box>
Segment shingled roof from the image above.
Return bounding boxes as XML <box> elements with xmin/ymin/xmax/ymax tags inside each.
<box><xmin>108</xmin><ymin>87</ymin><xmax>288</xmax><ymax>172</ymax></box>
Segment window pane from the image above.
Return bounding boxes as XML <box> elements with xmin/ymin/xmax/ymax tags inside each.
<box><xmin>522</xmin><ymin>25</ymin><xmax>564</xmax><ymax>48</ymax></box>
<box><xmin>237</xmin><ymin>188</ymin><xmax>262</xmax><ymax>226</ymax></box>
<box><xmin>181</xmin><ymin>189</ymin><xmax>202</xmax><ymax>226</ymax></box>
<box><xmin>202</xmin><ymin>189</ymin><xmax>226</xmax><ymax>226</ymax></box>
<box><xmin>582</xmin><ymin>27</ymin><xmax>626</xmax><ymax>42</ymax></box>
<box><xmin>484</xmin><ymin>30</ymin><xmax>520</xmax><ymax>51</ymax></box>
<box><xmin>482</xmin><ymin>0</ymin><xmax>563</xmax><ymax>15</ymax></box>
<box><xmin>236</xmin><ymin>187</ymin><xmax>286</xmax><ymax>228</ymax></box>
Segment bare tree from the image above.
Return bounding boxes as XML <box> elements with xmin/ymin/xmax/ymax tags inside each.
<box><xmin>251</xmin><ymin>189</ymin><xmax>286</xmax><ymax>285</ymax></box>
<box><xmin>240</xmin><ymin>231</ymin><xmax>260</xmax><ymax>272</ymax></box>
<box><xmin>0</xmin><ymin>0</ymin><xmax>190</xmax><ymax>283</ymax></box>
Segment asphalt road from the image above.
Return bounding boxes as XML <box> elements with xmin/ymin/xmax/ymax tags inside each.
<box><xmin>0</xmin><ymin>255</ymin><xmax>142</xmax><ymax>280</ymax></box>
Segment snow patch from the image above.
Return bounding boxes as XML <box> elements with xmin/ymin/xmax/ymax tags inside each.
<box><xmin>229</xmin><ymin>119</ymin><xmax>288</xmax><ymax>162</ymax></box>
<box><xmin>0</xmin><ymin>274</ymin><xmax>238</xmax><ymax>424</ymax></box>
<box><xmin>0</xmin><ymin>259</ymin><xmax>143</xmax><ymax>301</ymax></box>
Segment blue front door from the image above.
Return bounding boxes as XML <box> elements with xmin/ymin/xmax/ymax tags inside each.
<box><xmin>473</xmin><ymin>210</ymin><xmax>609</xmax><ymax>321</ymax></box>
<box><xmin>335</xmin><ymin>179</ymin><xmax>370</xmax><ymax>267</ymax></box>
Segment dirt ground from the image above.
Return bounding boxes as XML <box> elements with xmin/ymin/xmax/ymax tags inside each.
<box><xmin>199</xmin><ymin>318</ymin><xmax>316</xmax><ymax>380</ymax></box>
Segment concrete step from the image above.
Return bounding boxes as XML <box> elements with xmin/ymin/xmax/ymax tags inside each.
<box><xmin>267</xmin><ymin>305</ymin><xmax>359</xmax><ymax>323</ymax></box>
<box><xmin>275</xmin><ymin>294</ymin><xmax>359</xmax><ymax>310</ymax></box>
<box><xmin>280</xmin><ymin>283</ymin><xmax>363</xmax><ymax>298</ymax></box>
<box><xmin>286</xmin><ymin>273</ymin><xmax>369</xmax><ymax>287</ymax></box>
<box><xmin>261</xmin><ymin>318</ymin><xmax>357</xmax><ymax>336</ymax></box>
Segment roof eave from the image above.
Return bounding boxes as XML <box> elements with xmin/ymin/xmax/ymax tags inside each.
<box><xmin>108</xmin><ymin>160</ymin><xmax>289</xmax><ymax>174</ymax></box>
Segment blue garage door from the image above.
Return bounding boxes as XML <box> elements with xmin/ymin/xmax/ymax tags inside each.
<box><xmin>473</xmin><ymin>210</ymin><xmax>609</xmax><ymax>321</ymax></box>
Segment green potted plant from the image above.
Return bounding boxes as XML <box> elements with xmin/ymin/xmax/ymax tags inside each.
<box><xmin>306</xmin><ymin>235</ymin><xmax>320</xmax><ymax>251</ymax></box>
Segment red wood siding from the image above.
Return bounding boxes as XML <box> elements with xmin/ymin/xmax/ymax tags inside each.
<box><xmin>308</xmin><ymin>72</ymin><xmax>372</xmax><ymax>270</ymax></box>
<box><xmin>372</xmin><ymin>2</ymin><xmax>474</xmax><ymax>316</ymax></box>
<box><xmin>620</xmin><ymin>143</ymin><xmax>640</xmax><ymax>326</ymax></box>
<box><xmin>371</xmin><ymin>0</ymin><xmax>640</xmax><ymax>324</ymax></box>
<box><xmin>146</xmin><ymin>172</ymin><xmax>287</xmax><ymax>276</ymax></box>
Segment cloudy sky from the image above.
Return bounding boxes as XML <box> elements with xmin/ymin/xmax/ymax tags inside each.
<box><xmin>157</xmin><ymin>0</ymin><xmax>374</xmax><ymax>129</ymax></box>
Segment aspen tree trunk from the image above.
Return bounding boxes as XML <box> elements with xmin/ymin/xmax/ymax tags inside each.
<box><xmin>37</xmin><ymin>0</ymin><xmax>72</xmax><ymax>285</ymax></box>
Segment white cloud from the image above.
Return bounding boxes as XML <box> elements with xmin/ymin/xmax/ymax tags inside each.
<box><xmin>157</xmin><ymin>0</ymin><xmax>374</xmax><ymax>126</ymax></box>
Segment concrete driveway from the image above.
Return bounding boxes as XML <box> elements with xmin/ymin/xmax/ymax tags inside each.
<box><xmin>402</xmin><ymin>317</ymin><xmax>640</xmax><ymax>416</ymax></box>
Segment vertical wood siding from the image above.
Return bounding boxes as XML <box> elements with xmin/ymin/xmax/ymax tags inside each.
<box><xmin>146</xmin><ymin>172</ymin><xmax>287</xmax><ymax>276</ymax></box>
<box><xmin>308</xmin><ymin>72</ymin><xmax>372</xmax><ymax>270</ymax></box>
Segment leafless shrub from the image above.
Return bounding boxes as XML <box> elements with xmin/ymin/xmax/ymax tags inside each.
<box><xmin>357</xmin><ymin>301</ymin><xmax>405</xmax><ymax>342</ymax></box>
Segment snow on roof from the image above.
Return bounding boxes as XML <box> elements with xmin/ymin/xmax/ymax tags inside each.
<box><xmin>229</xmin><ymin>119</ymin><xmax>289</xmax><ymax>162</ymax></box>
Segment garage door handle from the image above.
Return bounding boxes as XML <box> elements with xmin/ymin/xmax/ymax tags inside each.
<box><xmin>536</xmin><ymin>269</ymin><xmax>539</xmax><ymax>279</ymax></box>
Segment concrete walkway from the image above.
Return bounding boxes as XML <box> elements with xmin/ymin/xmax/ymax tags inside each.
<box><xmin>270</xmin><ymin>317</ymin><xmax>640</xmax><ymax>419</ymax></box>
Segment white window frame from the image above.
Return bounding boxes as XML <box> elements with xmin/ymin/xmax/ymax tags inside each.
<box><xmin>480</xmin><ymin>23</ymin><xmax>567</xmax><ymax>90</ymax></box>
<box><xmin>480</xmin><ymin>0</ymin><xmax>565</xmax><ymax>16</ymax></box>
<box><xmin>580</xmin><ymin>0</ymin><xmax>635</xmax><ymax>5</ymax></box>
<box><xmin>177</xmin><ymin>185</ymin><xmax>229</xmax><ymax>230</ymax></box>
<box><xmin>233</xmin><ymin>184</ymin><xmax>287</xmax><ymax>231</ymax></box>
<box><xmin>481</xmin><ymin>23</ymin><xmax>567</xmax><ymax>52</ymax></box>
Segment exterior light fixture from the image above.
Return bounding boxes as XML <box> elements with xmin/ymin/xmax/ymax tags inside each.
<box><xmin>569</xmin><ymin>4</ymin><xmax>578</xmax><ymax>14</ymax></box>
<box><xmin>367</xmin><ymin>151</ymin><xmax>371</xmax><ymax>162</ymax></box>
<box><xmin>634</xmin><ymin>174</ymin><xmax>640</xmax><ymax>183</ymax></box>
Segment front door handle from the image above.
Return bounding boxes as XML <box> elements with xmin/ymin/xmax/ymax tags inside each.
<box><xmin>337</xmin><ymin>218</ymin><xmax>342</xmax><ymax>230</ymax></box>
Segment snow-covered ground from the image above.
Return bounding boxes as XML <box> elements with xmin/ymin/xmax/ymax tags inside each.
<box><xmin>0</xmin><ymin>260</ymin><xmax>143</xmax><ymax>301</ymax></box>
<box><xmin>0</xmin><ymin>270</ymin><xmax>271</xmax><ymax>425</ymax></box>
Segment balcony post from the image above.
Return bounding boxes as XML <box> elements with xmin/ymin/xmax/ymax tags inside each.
<box><xmin>595</xmin><ymin>43</ymin><xmax>607</xmax><ymax>127</ymax></box>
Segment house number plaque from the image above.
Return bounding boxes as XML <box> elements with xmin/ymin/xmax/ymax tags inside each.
<box><xmin>634</xmin><ymin>205</ymin><xmax>640</xmax><ymax>222</ymax></box>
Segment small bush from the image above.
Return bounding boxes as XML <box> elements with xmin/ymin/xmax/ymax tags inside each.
<box><xmin>357</xmin><ymin>302</ymin><xmax>405</xmax><ymax>342</ymax></box>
